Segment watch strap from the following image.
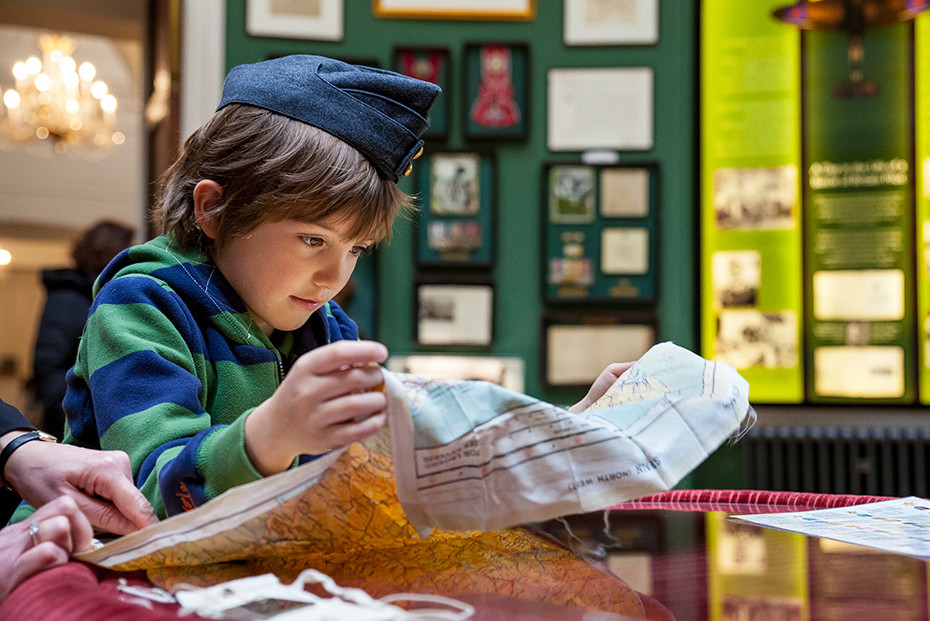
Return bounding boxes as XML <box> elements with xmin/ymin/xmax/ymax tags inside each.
<box><xmin>0</xmin><ymin>431</ymin><xmax>56</xmax><ymax>491</ymax></box>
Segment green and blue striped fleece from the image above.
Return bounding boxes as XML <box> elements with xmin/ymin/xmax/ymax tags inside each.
<box><xmin>56</xmin><ymin>234</ymin><xmax>357</xmax><ymax>519</ymax></box>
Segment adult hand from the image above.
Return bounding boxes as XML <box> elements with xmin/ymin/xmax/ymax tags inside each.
<box><xmin>3</xmin><ymin>437</ymin><xmax>157</xmax><ymax>535</ymax></box>
<box><xmin>0</xmin><ymin>495</ymin><xmax>92</xmax><ymax>600</ymax></box>
<box><xmin>568</xmin><ymin>361</ymin><xmax>636</xmax><ymax>414</ymax></box>
<box><xmin>245</xmin><ymin>340</ymin><xmax>389</xmax><ymax>476</ymax></box>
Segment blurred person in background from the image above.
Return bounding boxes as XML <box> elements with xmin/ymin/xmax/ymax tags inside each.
<box><xmin>31</xmin><ymin>220</ymin><xmax>135</xmax><ymax>437</ymax></box>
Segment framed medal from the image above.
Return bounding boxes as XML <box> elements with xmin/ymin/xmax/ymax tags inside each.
<box><xmin>463</xmin><ymin>42</ymin><xmax>529</xmax><ymax>140</ymax></box>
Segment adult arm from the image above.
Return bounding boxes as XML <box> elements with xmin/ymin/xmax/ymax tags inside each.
<box><xmin>1</xmin><ymin>436</ymin><xmax>156</xmax><ymax>535</ymax></box>
<box><xmin>0</xmin><ymin>399</ymin><xmax>33</xmax><ymax>436</ymax></box>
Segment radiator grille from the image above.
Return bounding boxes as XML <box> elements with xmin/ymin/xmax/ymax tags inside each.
<box><xmin>741</xmin><ymin>426</ymin><xmax>930</xmax><ymax>497</ymax></box>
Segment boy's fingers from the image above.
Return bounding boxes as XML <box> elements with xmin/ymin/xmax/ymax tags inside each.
<box><xmin>300</xmin><ymin>340</ymin><xmax>388</xmax><ymax>375</ymax></box>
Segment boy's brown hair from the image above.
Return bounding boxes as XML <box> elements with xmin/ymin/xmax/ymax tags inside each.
<box><xmin>152</xmin><ymin>104</ymin><xmax>412</xmax><ymax>252</ymax></box>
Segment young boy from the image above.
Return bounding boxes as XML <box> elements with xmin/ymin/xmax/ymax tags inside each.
<box><xmin>12</xmin><ymin>54</ymin><xmax>629</xmax><ymax>525</ymax></box>
<box><xmin>44</xmin><ymin>55</ymin><xmax>442</xmax><ymax>519</ymax></box>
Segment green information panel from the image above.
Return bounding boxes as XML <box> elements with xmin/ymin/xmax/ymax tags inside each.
<box><xmin>917</xmin><ymin>15</ymin><xmax>930</xmax><ymax>404</ymax></box>
<box><xmin>700</xmin><ymin>1</ymin><xmax>804</xmax><ymax>403</ymax></box>
<box><xmin>803</xmin><ymin>26</ymin><xmax>915</xmax><ymax>404</ymax></box>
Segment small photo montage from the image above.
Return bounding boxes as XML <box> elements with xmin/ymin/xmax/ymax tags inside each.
<box><xmin>430</xmin><ymin>152</ymin><xmax>481</xmax><ymax>216</ymax></box>
<box><xmin>714</xmin><ymin>309</ymin><xmax>798</xmax><ymax>370</ymax></box>
<box><xmin>713</xmin><ymin>165</ymin><xmax>797</xmax><ymax>230</ymax></box>
<box><xmin>549</xmin><ymin>165</ymin><xmax>596</xmax><ymax>224</ymax></box>
<box><xmin>427</xmin><ymin>220</ymin><xmax>483</xmax><ymax>255</ymax></box>
<box><xmin>712</xmin><ymin>250</ymin><xmax>761</xmax><ymax>309</ymax></box>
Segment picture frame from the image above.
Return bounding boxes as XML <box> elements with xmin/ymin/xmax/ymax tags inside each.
<box><xmin>563</xmin><ymin>0</ymin><xmax>659</xmax><ymax>46</ymax></box>
<box><xmin>463</xmin><ymin>43</ymin><xmax>530</xmax><ymax>140</ymax></box>
<box><xmin>386</xmin><ymin>354</ymin><xmax>524</xmax><ymax>392</ymax></box>
<box><xmin>374</xmin><ymin>0</ymin><xmax>535</xmax><ymax>20</ymax></box>
<box><xmin>415</xmin><ymin>278</ymin><xmax>495</xmax><ymax>347</ymax></box>
<box><xmin>246</xmin><ymin>0</ymin><xmax>344</xmax><ymax>41</ymax></box>
<box><xmin>547</xmin><ymin>67</ymin><xmax>653</xmax><ymax>151</ymax></box>
<box><xmin>542</xmin><ymin>312</ymin><xmax>657</xmax><ymax>387</ymax></box>
<box><xmin>392</xmin><ymin>47</ymin><xmax>451</xmax><ymax>139</ymax></box>
<box><xmin>416</xmin><ymin>150</ymin><xmax>496</xmax><ymax>267</ymax></box>
<box><xmin>542</xmin><ymin>162</ymin><xmax>660</xmax><ymax>303</ymax></box>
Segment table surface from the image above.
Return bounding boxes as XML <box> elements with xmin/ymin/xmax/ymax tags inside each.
<box><xmin>536</xmin><ymin>505</ymin><xmax>929</xmax><ymax>621</ymax></box>
<box><xmin>3</xmin><ymin>496</ymin><xmax>924</xmax><ymax>621</ymax></box>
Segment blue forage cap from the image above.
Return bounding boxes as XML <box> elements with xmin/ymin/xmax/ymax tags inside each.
<box><xmin>217</xmin><ymin>55</ymin><xmax>441</xmax><ymax>182</ymax></box>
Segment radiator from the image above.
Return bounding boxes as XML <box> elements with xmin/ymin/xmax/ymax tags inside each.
<box><xmin>741</xmin><ymin>425</ymin><xmax>930</xmax><ymax>497</ymax></box>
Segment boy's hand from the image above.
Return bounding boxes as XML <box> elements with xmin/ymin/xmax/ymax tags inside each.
<box><xmin>568</xmin><ymin>361</ymin><xmax>636</xmax><ymax>414</ymax></box>
<box><xmin>245</xmin><ymin>340</ymin><xmax>389</xmax><ymax>476</ymax></box>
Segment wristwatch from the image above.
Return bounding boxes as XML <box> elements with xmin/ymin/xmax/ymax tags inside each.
<box><xmin>0</xmin><ymin>430</ymin><xmax>57</xmax><ymax>491</ymax></box>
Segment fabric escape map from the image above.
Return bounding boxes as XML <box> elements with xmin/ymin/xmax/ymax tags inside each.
<box><xmin>75</xmin><ymin>342</ymin><xmax>752</xmax><ymax>613</ymax></box>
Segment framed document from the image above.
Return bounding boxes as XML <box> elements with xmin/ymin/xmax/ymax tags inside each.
<box><xmin>464</xmin><ymin>43</ymin><xmax>530</xmax><ymax>140</ymax></box>
<box><xmin>543</xmin><ymin>162</ymin><xmax>659</xmax><ymax>302</ymax></box>
<box><xmin>415</xmin><ymin>278</ymin><xmax>495</xmax><ymax>347</ymax></box>
<box><xmin>392</xmin><ymin>47</ymin><xmax>451</xmax><ymax>139</ymax></box>
<box><xmin>374</xmin><ymin>0</ymin><xmax>535</xmax><ymax>20</ymax></box>
<box><xmin>246</xmin><ymin>0</ymin><xmax>344</xmax><ymax>41</ymax></box>
<box><xmin>547</xmin><ymin>67</ymin><xmax>653</xmax><ymax>151</ymax></box>
<box><xmin>387</xmin><ymin>355</ymin><xmax>524</xmax><ymax>392</ymax></box>
<box><xmin>542</xmin><ymin>312</ymin><xmax>656</xmax><ymax>387</ymax></box>
<box><xmin>416</xmin><ymin>150</ymin><xmax>495</xmax><ymax>267</ymax></box>
<box><xmin>563</xmin><ymin>0</ymin><xmax>659</xmax><ymax>46</ymax></box>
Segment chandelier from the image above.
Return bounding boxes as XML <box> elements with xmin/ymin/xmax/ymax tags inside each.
<box><xmin>0</xmin><ymin>34</ymin><xmax>124</xmax><ymax>153</ymax></box>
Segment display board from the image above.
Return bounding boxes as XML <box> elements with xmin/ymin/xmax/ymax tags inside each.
<box><xmin>916</xmin><ymin>15</ymin><xmax>930</xmax><ymax>404</ymax></box>
<box><xmin>700</xmin><ymin>1</ymin><xmax>803</xmax><ymax>403</ymax></box>
<box><xmin>803</xmin><ymin>25</ymin><xmax>915</xmax><ymax>404</ymax></box>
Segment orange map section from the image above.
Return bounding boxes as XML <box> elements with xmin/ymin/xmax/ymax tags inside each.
<box><xmin>128</xmin><ymin>431</ymin><xmax>646</xmax><ymax>617</ymax></box>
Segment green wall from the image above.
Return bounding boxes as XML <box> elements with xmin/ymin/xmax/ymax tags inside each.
<box><xmin>224</xmin><ymin>0</ymin><xmax>698</xmax><ymax>405</ymax></box>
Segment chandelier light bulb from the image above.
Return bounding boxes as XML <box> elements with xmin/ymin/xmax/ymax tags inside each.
<box><xmin>25</xmin><ymin>56</ymin><xmax>41</xmax><ymax>74</ymax></box>
<box><xmin>100</xmin><ymin>94</ymin><xmax>117</xmax><ymax>114</ymax></box>
<box><xmin>90</xmin><ymin>80</ymin><xmax>107</xmax><ymax>99</ymax></box>
<box><xmin>12</xmin><ymin>62</ymin><xmax>28</xmax><ymax>81</ymax></box>
<box><xmin>3</xmin><ymin>89</ymin><xmax>20</xmax><ymax>109</ymax></box>
<box><xmin>60</xmin><ymin>56</ymin><xmax>76</xmax><ymax>74</ymax></box>
<box><xmin>78</xmin><ymin>61</ymin><xmax>95</xmax><ymax>82</ymax></box>
<box><xmin>0</xmin><ymin>249</ymin><xmax>11</xmax><ymax>266</ymax></box>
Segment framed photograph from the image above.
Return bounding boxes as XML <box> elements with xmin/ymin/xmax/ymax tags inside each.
<box><xmin>463</xmin><ymin>43</ymin><xmax>529</xmax><ymax>140</ymax></box>
<box><xmin>547</xmin><ymin>67</ymin><xmax>653</xmax><ymax>151</ymax></box>
<box><xmin>543</xmin><ymin>162</ymin><xmax>660</xmax><ymax>302</ymax></box>
<box><xmin>386</xmin><ymin>355</ymin><xmax>525</xmax><ymax>392</ymax></box>
<box><xmin>374</xmin><ymin>0</ymin><xmax>535</xmax><ymax>20</ymax></box>
<box><xmin>712</xmin><ymin>165</ymin><xmax>797</xmax><ymax>230</ymax></box>
<box><xmin>601</xmin><ymin>227</ymin><xmax>649</xmax><ymax>275</ymax></box>
<box><xmin>542</xmin><ymin>313</ymin><xmax>657</xmax><ymax>387</ymax></box>
<box><xmin>393</xmin><ymin>47</ymin><xmax>451</xmax><ymax>139</ymax></box>
<box><xmin>416</xmin><ymin>150</ymin><xmax>495</xmax><ymax>267</ymax></box>
<box><xmin>563</xmin><ymin>0</ymin><xmax>659</xmax><ymax>46</ymax></box>
<box><xmin>600</xmin><ymin>166</ymin><xmax>650</xmax><ymax>217</ymax></box>
<box><xmin>415</xmin><ymin>279</ymin><xmax>494</xmax><ymax>347</ymax></box>
<box><xmin>549</xmin><ymin>165</ymin><xmax>596</xmax><ymax>224</ymax></box>
<box><xmin>246</xmin><ymin>0</ymin><xmax>344</xmax><ymax>41</ymax></box>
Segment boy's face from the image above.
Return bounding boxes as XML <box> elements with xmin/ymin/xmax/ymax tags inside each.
<box><xmin>210</xmin><ymin>216</ymin><xmax>373</xmax><ymax>337</ymax></box>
